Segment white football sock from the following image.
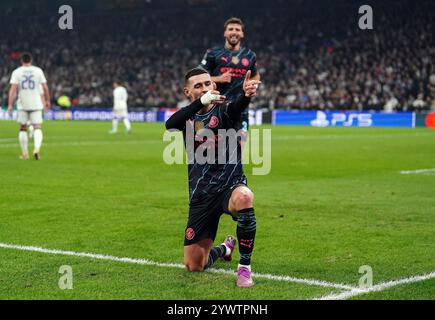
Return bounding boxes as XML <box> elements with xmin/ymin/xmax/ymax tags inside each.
<box><xmin>112</xmin><ymin>119</ymin><xmax>119</xmax><ymax>132</ymax></box>
<box><xmin>222</xmin><ymin>242</ymin><xmax>231</xmax><ymax>256</ymax></box>
<box><xmin>28</xmin><ymin>124</ymin><xmax>34</xmax><ymax>138</ymax></box>
<box><xmin>123</xmin><ymin>118</ymin><xmax>131</xmax><ymax>131</ymax></box>
<box><xmin>33</xmin><ymin>129</ymin><xmax>43</xmax><ymax>153</ymax></box>
<box><xmin>19</xmin><ymin>131</ymin><xmax>28</xmax><ymax>155</ymax></box>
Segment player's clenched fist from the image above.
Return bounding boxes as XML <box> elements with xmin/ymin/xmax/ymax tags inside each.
<box><xmin>200</xmin><ymin>90</ymin><xmax>226</xmax><ymax>106</ymax></box>
<box><xmin>243</xmin><ymin>70</ymin><xmax>261</xmax><ymax>98</ymax></box>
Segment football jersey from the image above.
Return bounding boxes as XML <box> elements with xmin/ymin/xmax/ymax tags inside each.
<box><xmin>201</xmin><ymin>46</ymin><xmax>258</xmax><ymax>102</ymax></box>
<box><xmin>113</xmin><ymin>86</ymin><xmax>128</xmax><ymax>110</ymax></box>
<box><xmin>182</xmin><ymin>102</ymin><xmax>247</xmax><ymax>203</ymax></box>
<box><xmin>10</xmin><ymin>66</ymin><xmax>47</xmax><ymax>111</ymax></box>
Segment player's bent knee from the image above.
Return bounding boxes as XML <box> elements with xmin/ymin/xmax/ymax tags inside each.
<box><xmin>185</xmin><ymin>263</ymin><xmax>204</xmax><ymax>272</ymax></box>
<box><xmin>232</xmin><ymin>188</ymin><xmax>254</xmax><ymax>211</ymax></box>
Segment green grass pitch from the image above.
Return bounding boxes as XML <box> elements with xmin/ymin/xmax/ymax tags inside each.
<box><xmin>0</xmin><ymin>120</ymin><xmax>434</xmax><ymax>300</ymax></box>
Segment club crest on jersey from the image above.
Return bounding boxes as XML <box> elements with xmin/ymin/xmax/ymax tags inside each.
<box><xmin>195</xmin><ymin>121</ymin><xmax>204</xmax><ymax>132</ymax></box>
<box><xmin>241</xmin><ymin>58</ymin><xmax>250</xmax><ymax>67</ymax></box>
<box><xmin>208</xmin><ymin>116</ymin><xmax>219</xmax><ymax>129</ymax></box>
<box><xmin>231</xmin><ymin>56</ymin><xmax>240</xmax><ymax>65</ymax></box>
<box><xmin>185</xmin><ymin>228</ymin><xmax>195</xmax><ymax>240</ymax></box>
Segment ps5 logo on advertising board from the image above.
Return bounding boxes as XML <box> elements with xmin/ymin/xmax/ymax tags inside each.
<box><xmin>311</xmin><ymin>111</ymin><xmax>373</xmax><ymax>127</ymax></box>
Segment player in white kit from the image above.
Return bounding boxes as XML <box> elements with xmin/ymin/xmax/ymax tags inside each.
<box><xmin>26</xmin><ymin>85</ymin><xmax>44</xmax><ymax>139</ymax></box>
<box><xmin>109</xmin><ymin>80</ymin><xmax>131</xmax><ymax>134</ymax></box>
<box><xmin>7</xmin><ymin>53</ymin><xmax>50</xmax><ymax>160</ymax></box>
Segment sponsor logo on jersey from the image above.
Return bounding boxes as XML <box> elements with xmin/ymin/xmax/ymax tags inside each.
<box><xmin>220</xmin><ymin>56</ymin><xmax>229</xmax><ymax>63</ymax></box>
<box><xmin>219</xmin><ymin>67</ymin><xmax>248</xmax><ymax>78</ymax></box>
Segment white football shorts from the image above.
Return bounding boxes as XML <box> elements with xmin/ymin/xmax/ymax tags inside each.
<box><xmin>113</xmin><ymin>108</ymin><xmax>128</xmax><ymax>119</ymax></box>
<box><xmin>17</xmin><ymin>110</ymin><xmax>43</xmax><ymax>125</ymax></box>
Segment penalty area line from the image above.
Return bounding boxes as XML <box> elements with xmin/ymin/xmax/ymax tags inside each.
<box><xmin>0</xmin><ymin>242</ymin><xmax>354</xmax><ymax>291</ymax></box>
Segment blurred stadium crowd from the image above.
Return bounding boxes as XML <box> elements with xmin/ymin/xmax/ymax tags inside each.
<box><xmin>0</xmin><ymin>0</ymin><xmax>433</xmax><ymax>111</ymax></box>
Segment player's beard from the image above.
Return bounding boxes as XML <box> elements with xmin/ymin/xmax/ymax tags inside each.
<box><xmin>227</xmin><ymin>36</ymin><xmax>240</xmax><ymax>48</ymax></box>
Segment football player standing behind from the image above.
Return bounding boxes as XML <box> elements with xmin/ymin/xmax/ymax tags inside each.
<box><xmin>110</xmin><ymin>80</ymin><xmax>131</xmax><ymax>134</ymax></box>
<box><xmin>7</xmin><ymin>52</ymin><xmax>50</xmax><ymax>160</ymax></box>
<box><xmin>27</xmin><ymin>84</ymin><xmax>45</xmax><ymax>139</ymax></box>
<box><xmin>200</xmin><ymin>17</ymin><xmax>260</xmax><ymax>142</ymax></box>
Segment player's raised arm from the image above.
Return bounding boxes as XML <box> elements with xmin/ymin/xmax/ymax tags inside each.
<box><xmin>243</xmin><ymin>70</ymin><xmax>261</xmax><ymax>98</ymax></box>
<box><xmin>226</xmin><ymin>71</ymin><xmax>261</xmax><ymax>120</ymax></box>
<box><xmin>251</xmin><ymin>71</ymin><xmax>260</xmax><ymax>82</ymax></box>
<box><xmin>165</xmin><ymin>91</ymin><xmax>225</xmax><ymax>131</ymax></box>
<box><xmin>165</xmin><ymin>100</ymin><xmax>204</xmax><ymax>131</ymax></box>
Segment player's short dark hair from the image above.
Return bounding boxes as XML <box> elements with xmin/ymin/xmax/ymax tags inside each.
<box><xmin>184</xmin><ymin>67</ymin><xmax>209</xmax><ymax>84</ymax></box>
<box><xmin>224</xmin><ymin>17</ymin><xmax>244</xmax><ymax>31</ymax></box>
<box><xmin>21</xmin><ymin>52</ymin><xmax>32</xmax><ymax>63</ymax></box>
<box><xmin>114</xmin><ymin>80</ymin><xmax>122</xmax><ymax>86</ymax></box>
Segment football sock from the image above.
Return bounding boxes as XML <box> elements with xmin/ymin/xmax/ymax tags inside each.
<box><xmin>238</xmin><ymin>264</ymin><xmax>251</xmax><ymax>271</ymax></box>
<box><xmin>112</xmin><ymin>119</ymin><xmax>118</xmax><ymax>132</ymax></box>
<box><xmin>123</xmin><ymin>118</ymin><xmax>131</xmax><ymax>131</ymax></box>
<box><xmin>237</xmin><ymin>208</ymin><xmax>256</xmax><ymax>266</ymax></box>
<box><xmin>28</xmin><ymin>124</ymin><xmax>34</xmax><ymax>138</ymax></box>
<box><xmin>19</xmin><ymin>131</ymin><xmax>28</xmax><ymax>155</ymax></box>
<box><xmin>33</xmin><ymin>129</ymin><xmax>43</xmax><ymax>153</ymax></box>
<box><xmin>205</xmin><ymin>244</ymin><xmax>226</xmax><ymax>269</ymax></box>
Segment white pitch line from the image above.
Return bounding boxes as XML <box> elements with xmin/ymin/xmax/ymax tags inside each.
<box><xmin>273</xmin><ymin>132</ymin><xmax>435</xmax><ymax>141</ymax></box>
<box><xmin>0</xmin><ymin>136</ymin><xmax>85</xmax><ymax>142</ymax></box>
<box><xmin>0</xmin><ymin>242</ymin><xmax>354</xmax><ymax>290</ymax></box>
<box><xmin>399</xmin><ymin>168</ymin><xmax>435</xmax><ymax>175</ymax></box>
<box><xmin>314</xmin><ymin>271</ymin><xmax>435</xmax><ymax>300</ymax></box>
<box><xmin>0</xmin><ymin>140</ymin><xmax>160</xmax><ymax>148</ymax></box>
